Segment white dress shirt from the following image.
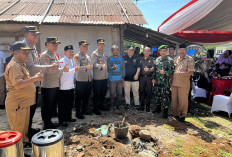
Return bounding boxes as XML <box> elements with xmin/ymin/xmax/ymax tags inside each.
<box><xmin>59</xmin><ymin>56</ymin><xmax>75</xmax><ymax>90</ymax></box>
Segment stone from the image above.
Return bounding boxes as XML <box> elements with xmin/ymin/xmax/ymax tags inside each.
<box><xmin>76</xmin><ymin>152</ymin><xmax>84</xmax><ymax>157</ymax></box>
<box><xmin>76</xmin><ymin>145</ymin><xmax>84</xmax><ymax>152</ymax></box>
<box><xmin>137</xmin><ymin>151</ymin><xmax>158</xmax><ymax>157</ymax></box>
<box><xmin>139</xmin><ymin>130</ymin><xmax>152</xmax><ymax>141</ymax></box>
<box><xmin>130</xmin><ymin>125</ymin><xmax>142</xmax><ymax>138</ymax></box>
<box><xmin>132</xmin><ymin>138</ymin><xmax>146</xmax><ymax>152</ymax></box>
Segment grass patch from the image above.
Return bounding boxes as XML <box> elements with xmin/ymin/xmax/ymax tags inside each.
<box><xmin>217</xmin><ymin>149</ymin><xmax>232</xmax><ymax>157</ymax></box>
<box><xmin>162</xmin><ymin>124</ymin><xmax>174</xmax><ymax>131</ymax></box>
<box><xmin>172</xmin><ymin>137</ymin><xmax>183</xmax><ymax>156</ymax></box>
<box><xmin>188</xmin><ymin>145</ymin><xmax>206</xmax><ymax>157</ymax></box>
<box><xmin>186</xmin><ymin>99</ymin><xmax>232</xmax><ymax>140</ymax></box>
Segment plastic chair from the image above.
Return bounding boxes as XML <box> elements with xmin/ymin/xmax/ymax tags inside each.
<box><xmin>209</xmin><ymin>79</ymin><xmax>232</xmax><ymax>104</ymax></box>
<box><xmin>211</xmin><ymin>93</ymin><xmax>232</xmax><ymax>118</ymax></box>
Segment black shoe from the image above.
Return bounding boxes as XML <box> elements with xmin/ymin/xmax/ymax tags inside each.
<box><xmin>93</xmin><ymin>110</ymin><xmax>101</xmax><ymax>115</ymax></box>
<box><xmin>116</xmin><ymin>105</ymin><xmax>120</xmax><ymax>110</ymax></box>
<box><xmin>178</xmin><ymin>117</ymin><xmax>186</xmax><ymax>123</ymax></box>
<box><xmin>44</xmin><ymin>122</ymin><xmax>59</xmax><ymax>129</ymax></box>
<box><xmin>174</xmin><ymin>116</ymin><xmax>179</xmax><ymax>121</ymax></box>
<box><xmin>152</xmin><ymin>105</ymin><xmax>161</xmax><ymax>113</ymax></box>
<box><xmin>23</xmin><ymin>142</ymin><xmax>32</xmax><ymax>148</ymax></box>
<box><xmin>99</xmin><ymin>106</ymin><xmax>109</xmax><ymax>111</ymax></box>
<box><xmin>146</xmin><ymin>105</ymin><xmax>150</xmax><ymax>112</ymax></box>
<box><xmin>83</xmin><ymin>111</ymin><xmax>93</xmax><ymax>115</ymax></box>
<box><xmin>162</xmin><ymin>108</ymin><xmax>169</xmax><ymax>118</ymax></box>
<box><xmin>138</xmin><ymin>105</ymin><xmax>144</xmax><ymax>111</ymax></box>
<box><xmin>76</xmin><ymin>114</ymin><xmax>85</xmax><ymax>119</ymax></box>
<box><xmin>59</xmin><ymin>121</ymin><xmax>68</xmax><ymax>127</ymax></box>
<box><xmin>125</xmin><ymin>104</ymin><xmax>130</xmax><ymax>110</ymax></box>
<box><xmin>67</xmin><ymin>118</ymin><xmax>76</xmax><ymax>122</ymax></box>
<box><xmin>28</xmin><ymin>128</ymin><xmax>40</xmax><ymax>139</ymax></box>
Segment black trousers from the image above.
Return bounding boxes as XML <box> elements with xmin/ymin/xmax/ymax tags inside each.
<box><xmin>28</xmin><ymin>86</ymin><xmax>39</xmax><ymax>130</ymax></box>
<box><xmin>75</xmin><ymin>81</ymin><xmax>92</xmax><ymax>115</ymax></box>
<box><xmin>41</xmin><ymin>87</ymin><xmax>59</xmax><ymax>125</ymax></box>
<box><xmin>93</xmin><ymin>79</ymin><xmax>108</xmax><ymax>111</ymax></box>
<box><xmin>58</xmin><ymin>89</ymin><xmax>74</xmax><ymax>123</ymax></box>
<box><xmin>139</xmin><ymin>76</ymin><xmax>153</xmax><ymax>107</ymax></box>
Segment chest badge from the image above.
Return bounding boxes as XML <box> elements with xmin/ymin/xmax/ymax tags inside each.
<box><xmin>74</xmin><ymin>56</ymin><xmax>78</xmax><ymax>61</ymax></box>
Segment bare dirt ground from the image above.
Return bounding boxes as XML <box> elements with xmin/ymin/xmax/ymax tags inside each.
<box><xmin>0</xmin><ymin>97</ymin><xmax>232</xmax><ymax>157</ymax></box>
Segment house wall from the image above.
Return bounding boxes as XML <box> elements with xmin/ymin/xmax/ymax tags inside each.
<box><xmin>0</xmin><ymin>24</ymin><xmax>122</xmax><ymax>58</ymax></box>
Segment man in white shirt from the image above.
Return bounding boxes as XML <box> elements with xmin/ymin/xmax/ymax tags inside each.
<box><xmin>0</xmin><ymin>50</ymin><xmax>6</xmax><ymax>109</ymax></box>
<box><xmin>58</xmin><ymin>45</ymin><xmax>80</xmax><ymax>127</ymax></box>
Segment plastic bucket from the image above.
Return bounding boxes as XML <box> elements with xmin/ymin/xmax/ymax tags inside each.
<box><xmin>113</xmin><ymin>121</ymin><xmax>130</xmax><ymax>139</ymax></box>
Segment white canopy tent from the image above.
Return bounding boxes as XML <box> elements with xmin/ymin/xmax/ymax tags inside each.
<box><xmin>158</xmin><ymin>0</ymin><xmax>232</xmax><ymax>43</ymax></box>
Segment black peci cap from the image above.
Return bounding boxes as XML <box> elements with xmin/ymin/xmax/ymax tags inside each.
<box><xmin>64</xmin><ymin>45</ymin><xmax>73</xmax><ymax>51</ymax></box>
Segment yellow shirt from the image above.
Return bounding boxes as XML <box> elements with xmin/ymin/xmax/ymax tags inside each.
<box><xmin>172</xmin><ymin>55</ymin><xmax>195</xmax><ymax>88</ymax></box>
<box><xmin>5</xmin><ymin>57</ymin><xmax>36</xmax><ymax>109</ymax></box>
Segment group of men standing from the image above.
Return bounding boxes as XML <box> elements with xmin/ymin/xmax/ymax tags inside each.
<box><xmin>3</xmin><ymin>25</ymin><xmax>195</xmax><ymax>147</ymax></box>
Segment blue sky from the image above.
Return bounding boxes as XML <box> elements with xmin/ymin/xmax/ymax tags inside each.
<box><xmin>135</xmin><ymin>0</ymin><xmax>191</xmax><ymax>30</ymax></box>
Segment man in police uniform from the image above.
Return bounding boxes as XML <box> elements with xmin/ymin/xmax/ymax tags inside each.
<box><xmin>23</xmin><ymin>26</ymin><xmax>58</xmax><ymax>137</ymax></box>
<box><xmin>172</xmin><ymin>44</ymin><xmax>195</xmax><ymax>122</ymax></box>
<box><xmin>91</xmin><ymin>39</ymin><xmax>108</xmax><ymax>115</ymax></box>
<box><xmin>5</xmin><ymin>41</ymin><xmax>43</xmax><ymax>144</ymax></box>
<box><xmin>40</xmin><ymin>37</ymin><xmax>68</xmax><ymax>129</ymax></box>
<box><xmin>138</xmin><ymin>47</ymin><xmax>154</xmax><ymax>112</ymax></box>
<box><xmin>59</xmin><ymin>45</ymin><xmax>79</xmax><ymax>127</ymax></box>
<box><xmin>152</xmin><ymin>45</ymin><xmax>174</xmax><ymax>118</ymax></box>
<box><xmin>74</xmin><ymin>40</ymin><xmax>93</xmax><ymax>119</ymax></box>
<box><xmin>124</xmin><ymin>46</ymin><xmax>141</xmax><ymax>110</ymax></box>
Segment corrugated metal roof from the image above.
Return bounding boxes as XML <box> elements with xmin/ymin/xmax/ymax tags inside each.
<box><xmin>124</xmin><ymin>24</ymin><xmax>195</xmax><ymax>47</ymax></box>
<box><xmin>0</xmin><ymin>0</ymin><xmax>147</xmax><ymax>25</ymax></box>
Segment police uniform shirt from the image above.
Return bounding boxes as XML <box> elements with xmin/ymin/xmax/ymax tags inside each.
<box><xmin>172</xmin><ymin>55</ymin><xmax>195</xmax><ymax>88</ymax></box>
<box><xmin>24</xmin><ymin>39</ymin><xmax>46</xmax><ymax>87</ymax></box>
<box><xmin>40</xmin><ymin>50</ymin><xmax>62</xmax><ymax>88</ymax></box>
<box><xmin>59</xmin><ymin>56</ymin><xmax>75</xmax><ymax>90</ymax></box>
<box><xmin>74</xmin><ymin>52</ymin><xmax>92</xmax><ymax>82</ymax></box>
<box><xmin>140</xmin><ymin>56</ymin><xmax>154</xmax><ymax>76</ymax></box>
<box><xmin>5</xmin><ymin>57</ymin><xmax>36</xmax><ymax>109</ymax></box>
<box><xmin>91</xmin><ymin>50</ymin><xmax>108</xmax><ymax>80</ymax></box>
<box><xmin>124</xmin><ymin>55</ymin><xmax>141</xmax><ymax>81</ymax></box>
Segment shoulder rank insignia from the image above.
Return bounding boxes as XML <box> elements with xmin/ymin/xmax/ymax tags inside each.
<box><xmin>74</xmin><ymin>56</ymin><xmax>78</xmax><ymax>61</ymax></box>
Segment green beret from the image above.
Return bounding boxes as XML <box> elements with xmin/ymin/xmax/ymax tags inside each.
<box><xmin>158</xmin><ymin>45</ymin><xmax>168</xmax><ymax>50</ymax></box>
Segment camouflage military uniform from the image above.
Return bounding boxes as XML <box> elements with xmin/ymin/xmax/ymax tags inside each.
<box><xmin>152</xmin><ymin>56</ymin><xmax>174</xmax><ymax>108</ymax></box>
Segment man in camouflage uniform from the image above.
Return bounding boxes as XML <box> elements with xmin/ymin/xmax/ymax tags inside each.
<box><xmin>152</xmin><ymin>45</ymin><xmax>174</xmax><ymax>118</ymax></box>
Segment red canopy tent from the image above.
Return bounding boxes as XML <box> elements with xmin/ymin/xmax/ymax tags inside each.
<box><xmin>158</xmin><ymin>0</ymin><xmax>232</xmax><ymax>44</ymax></box>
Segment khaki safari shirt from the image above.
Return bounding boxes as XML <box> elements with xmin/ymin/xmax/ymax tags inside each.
<box><xmin>91</xmin><ymin>50</ymin><xmax>108</xmax><ymax>80</ymax></box>
<box><xmin>172</xmin><ymin>55</ymin><xmax>195</xmax><ymax>88</ymax></box>
<box><xmin>40</xmin><ymin>50</ymin><xmax>63</xmax><ymax>88</ymax></box>
<box><xmin>5</xmin><ymin>57</ymin><xmax>36</xmax><ymax>109</ymax></box>
<box><xmin>74</xmin><ymin>52</ymin><xmax>92</xmax><ymax>82</ymax></box>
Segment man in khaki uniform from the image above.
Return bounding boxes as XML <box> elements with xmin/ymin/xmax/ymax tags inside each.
<box><xmin>74</xmin><ymin>40</ymin><xmax>93</xmax><ymax>118</ymax></box>
<box><xmin>23</xmin><ymin>26</ymin><xmax>58</xmax><ymax>138</ymax></box>
<box><xmin>40</xmin><ymin>37</ymin><xmax>68</xmax><ymax>129</ymax></box>
<box><xmin>171</xmin><ymin>44</ymin><xmax>195</xmax><ymax>122</ymax></box>
<box><xmin>5</xmin><ymin>41</ymin><xmax>43</xmax><ymax>143</ymax></box>
<box><xmin>91</xmin><ymin>39</ymin><xmax>108</xmax><ymax>115</ymax></box>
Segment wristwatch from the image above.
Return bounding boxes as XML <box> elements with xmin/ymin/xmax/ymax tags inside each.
<box><xmin>179</xmin><ymin>72</ymin><xmax>182</xmax><ymax>76</ymax></box>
